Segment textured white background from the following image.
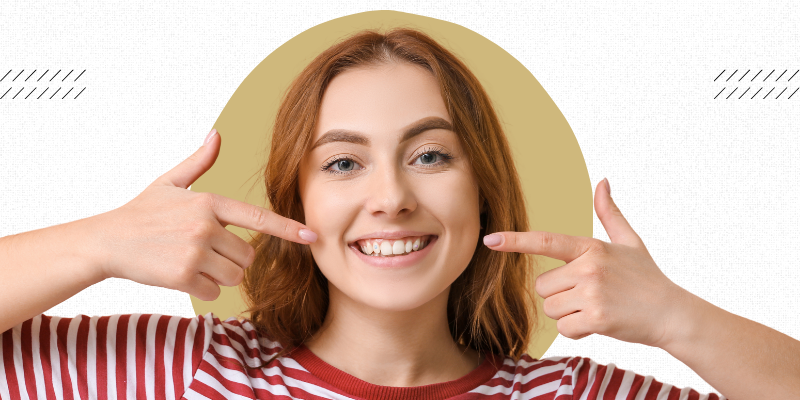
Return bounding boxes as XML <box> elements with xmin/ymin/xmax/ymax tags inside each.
<box><xmin>1</xmin><ymin>0</ymin><xmax>798</xmax><ymax>395</ymax></box>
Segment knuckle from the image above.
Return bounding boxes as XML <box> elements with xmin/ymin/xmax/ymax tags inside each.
<box><xmin>539</xmin><ymin>231</ymin><xmax>557</xmax><ymax>250</ymax></box>
<box><xmin>542</xmin><ymin>296</ymin><xmax>558</xmax><ymax>318</ymax></box>
<box><xmin>187</xmin><ymin>221</ymin><xmax>214</xmax><ymax>240</ymax></box>
<box><xmin>580</xmin><ymin>262</ymin><xmax>607</xmax><ymax>280</ymax></box>
<box><xmin>194</xmin><ymin>191</ymin><xmax>216</xmax><ymax>209</ymax></box>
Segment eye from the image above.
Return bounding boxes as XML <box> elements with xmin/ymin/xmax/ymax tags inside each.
<box><xmin>412</xmin><ymin>146</ymin><xmax>454</xmax><ymax>167</ymax></box>
<box><xmin>321</xmin><ymin>155</ymin><xmax>363</xmax><ymax>175</ymax></box>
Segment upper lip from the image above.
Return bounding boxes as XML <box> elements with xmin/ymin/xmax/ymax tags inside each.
<box><xmin>349</xmin><ymin>231</ymin><xmax>437</xmax><ymax>244</ymax></box>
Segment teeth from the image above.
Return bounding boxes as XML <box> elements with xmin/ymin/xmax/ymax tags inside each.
<box><xmin>355</xmin><ymin>235</ymin><xmax>433</xmax><ymax>257</ymax></box>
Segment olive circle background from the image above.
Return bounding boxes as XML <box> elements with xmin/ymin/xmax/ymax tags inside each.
<box><xmin>189</xmin><ymin>10</ymin><xmax>591</xmax><ymax>359</ymax></box>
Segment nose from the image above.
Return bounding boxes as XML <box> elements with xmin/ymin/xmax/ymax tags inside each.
<box><xmin>364</xmin><ymin>161</ymin><xmax>417</xmax><ymax>219</ymax></box>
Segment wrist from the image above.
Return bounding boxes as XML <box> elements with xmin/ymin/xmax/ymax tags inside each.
<box><xmin>656</xmin><ymin>286</ymin><xmax>715</xmax><ymax>355</ymax></box>
<box><xmin>68</xmin><ymin>213</ymin><xmax>113</xmax><ymax>283</ymax></box>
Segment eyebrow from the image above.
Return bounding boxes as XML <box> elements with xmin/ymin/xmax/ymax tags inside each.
<box><xmin>310</xmin><ymin>116</ymin><xmax>454</xmax><ymax>151</ymax></box>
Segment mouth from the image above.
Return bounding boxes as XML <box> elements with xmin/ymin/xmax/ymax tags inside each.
<box><xmin>348</xmin><ymin>235</ymin><xmax>438</xmax><ymax>268</ymax></box>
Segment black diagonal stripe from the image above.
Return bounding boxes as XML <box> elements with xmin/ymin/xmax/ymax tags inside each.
<box><xmin>13</xmin><ymin>70</ymin><xmax>24</xmax><ymax>81</ymax></box>
<box><xmin>37</xmin><ymin>69</ymin><xmax>49</xmax><ymax>82</ymax></box>
<box><xmin>763</xmin><ymin>69</ymin><xmax>775</xmax><ymax>81</ymax></box>
<box><xmin>788</xmin><ymin>88</ymin><xmax>798</xmax><ymax>99</ymax></box>
<box><xmin>739</xmin><ymin>87</ymin><xmax>750</xmax><ymax>99</ymax></box>
<box><xmin>25</xmin><ymin>70</ymin><xmax>36</xmax><ymax>81</ymax></box>
<box><xmin>50</xmin><ymin>70</ymin><xmax>61</xmax><ymax>82</ymax></box>
<box><xmin>726</xmin><ymin>87</ymin><xmax>738</xmax><ymax>99</ymax></box>
<box><xmin>788</xmin><ymin>70</ymin><xmax>798</xmax><ymax>82</ymax></box>
<box><xmin>62</xmin><ymin>87</ymin><xmax>73</xmax><ymax>99</ymax></box>
<box><xmin>1</xmin><ymin>87</ymin><xmax>11</xmax><ymax>99</ymax></box>
<box><xmin>764</xmin><ymin>87</ymin><xmax>775</xmax><ymax>99</ymax></box>
<box><xmin>715</xmin><ymin>87</ymin><xmax>726</xmax><ymax>99</ymax></box>
<box><xmin>12</xmin><ymin>87</ymin><xmax>24</xmax><ymax>99</ymax></box>
<box><xmin>74</xmin><ymin>87</ymin><xmax>85</xmax><ymax>99</ymax></box>
<box><xmin>726</xmin><ymin>69</ymin><xmax>738</xmax><ymax>82</ymax></box>
<box><xmin>751</xmin><ymin>69</ymin><xmax>762</xmax><ymax>82</ymax></box>
<box><xmin>62</xmin><ymin>69</ymin><xmax>73</xmax><ymax>82</ymax></box>
<box><xmin>0</xmin><ymin>70</ymin><xmax>10</xmax><ymax>82</ymax></box>
<box><xmin>739</xmin><ymin>70</ymin><xmax>750</xmax><ymax>81</ymax></box>
<box><xmin>74</xmin><ymin>69</ymin><xmax>85</xmax><ymax>82</ymax></box>
<box><xmin>714</xmin><ymin>70</ymin><xmax>725</xmax><ymax>81</ymax></box>
<box><xmin>751</xmin><ymin>87</ymin><xmax>762</xmax><ymax>99</ymax></box>
<box><xmin>775</xmin><ymin>87</ymin><xmax>787</xmax><ymax>99</ymax></box>
<box><xmin>776</xmin><ymin>70</ymin><xmax>787</xmax><ymax>81</ymax></box>
<box><xmin>25</xmin><ymin>87</ymin><xmax>36</xmax><ymax>99</ymax></box>
<box><xmin>37</xmin><ymin>87</ymin><xmax>48</xmax><ymax>99</ymax></box>
<box><xmin>50</xmin><ymin>87</ymin><xmax>60</xmax><ymax>99</ymax></box>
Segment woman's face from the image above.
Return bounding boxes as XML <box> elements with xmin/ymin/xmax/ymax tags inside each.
<box><xmin>298</xmin><ymin>62</ymin><xmax>483</xmax><ymax>312</ymax></box>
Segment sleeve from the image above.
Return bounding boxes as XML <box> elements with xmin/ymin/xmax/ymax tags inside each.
<box><xmin>0</xmin><ymin>313</ymin><xmax>213</xmax><ymax>400</ymax></box>
<box><xmin>557</xmin><ymin>356</ymin><xmax>728</xmax><ymax>400</ymax></box>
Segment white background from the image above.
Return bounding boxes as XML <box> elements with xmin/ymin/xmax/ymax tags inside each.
<box><xmin>1</xmin><ymin>1</ymin><xmax>798</xmax><ymax>395</ymax></box>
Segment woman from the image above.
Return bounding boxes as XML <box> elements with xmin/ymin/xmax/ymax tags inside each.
<box><xmin>1</xmin><ymin>28</ymin><xmax>798</xmax><ymax>399</ymax></box>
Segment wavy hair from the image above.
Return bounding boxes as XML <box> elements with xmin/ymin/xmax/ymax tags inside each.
<box><xmin>241</xmin><ymin>27</ymin><xmax>537</xmax><ymax>366</ymax></box>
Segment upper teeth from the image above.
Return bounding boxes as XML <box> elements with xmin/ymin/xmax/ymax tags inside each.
<box><xmin>356</xmin><ymin>235</ymin><xmax>431</xmax><ymax>256</ymax></box>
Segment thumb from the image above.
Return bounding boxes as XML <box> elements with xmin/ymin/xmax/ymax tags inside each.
<box><xmin>154</xmin><ymin>128</ymin><xmax>220</xmax><ymax>189</ymax></box>
<box><xmin>594</xmin><ymin>178</ymin><xmax>645</xmax><ymax>249</ymax></box>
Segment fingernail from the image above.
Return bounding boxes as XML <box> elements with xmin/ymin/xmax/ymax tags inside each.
<box><xmin>204</xmin><ymin>128</ymin><xmax>217</xmax><ymax>145</ymax></box>
<box><xmin>483</xmin><ymin>233</ymin><xmax>503</xmax><ymax>247</ymax></box>
<box><xmin>298</xmin><ymin>229</ymin><xmax>317</xmax><ymax>243</ymax></box>
<box><xmin>604</xmin><ymin>177</ymin><xmax>610</xmax><ymax>195</ymax></box>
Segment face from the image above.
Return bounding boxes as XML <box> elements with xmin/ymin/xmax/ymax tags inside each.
<box><xmin>297</xmin><ymin>62</ymin><xmax>482</xmax><ymax>312</ymax></box>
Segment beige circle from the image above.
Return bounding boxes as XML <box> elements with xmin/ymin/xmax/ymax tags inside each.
<box><xmin>189</xmin><ymin>10</ymin><xmax>591</xmax><ymax>359</ymax></box>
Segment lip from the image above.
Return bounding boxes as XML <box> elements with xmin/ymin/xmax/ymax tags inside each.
<box><xmin>348</xmin><ymin>230</ymin><xmax>437</xmax><ymax>244</ymax></box>
<box><xmin>349</xmin><ymin>235</ymin><xmax>438</xmax><ymax>269</ymax></box>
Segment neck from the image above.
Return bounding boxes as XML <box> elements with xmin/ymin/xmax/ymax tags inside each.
<box><xmin>303</xmin><ymin>283</ymin><xmax>483</xmax><ymax>387</ymax></box>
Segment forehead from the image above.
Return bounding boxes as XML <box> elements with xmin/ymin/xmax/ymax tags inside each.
<box><xmin>313</xmin><ymin>63</ymin><xmax>451</xmax><ymax>142</ymax></box>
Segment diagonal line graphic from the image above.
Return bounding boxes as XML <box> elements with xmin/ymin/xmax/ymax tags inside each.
<box><xmin>1</xmin><ymin>87</ymin><xmax>11</xmax><ymax>99</ymax></box>
<box><xmin>50</xmin><ymin>70</ymin><xmax>61</xmax><ymax>82</ymax></box>
<box><xmin>788</xmin><ymin>70</ymin><xmax>798</xmax><ymax>82</ymax></box>
<box><xmin>62</xmin><ymin>87</ymin><xmax>73</xmax><ymax>99</ymax></box>
<box><xmin>775</xmin><ymin>87</ymin><xmax>787</xmax><ymax>99</ymax></box>
<box><xmin>13</xmin><ymin>70</ymin><xmax>24</xmax><ymax>81</ymax></box>
<box><xmin>37</xmin><ymin>69</ymin><xmax>49</xmax><ymax>82</ymax></box>
<box><xmin>62</xmin><ymin>69</ymin><xmax>73</xmax><ymax>82</ymax></box>
<box><xmin>726</xmin><ymin>87</ymin><xmax>738</xmax><ymax>99</ymax></box>
<box><xmin>764</xmin><ymin>87</ymin><xmax>775</xmax><ymax>99</ymax></box>
<box><xmin>12</xmin><ymin>87</ymin><xmax>24</xmax><ymax>99</ymax></box>
<box><xmin>74</xmin><ymin>87</ymin><xmax>85</xmax><ymax>99</ymax></box>
<box><xmin>24</xmin><ymin>87</ymin><xmax>36</xmax><ymax>99</ymax></box>
<box><xmin>739</xmin><ymin>87</ymin><xmax>750</xmax><ymax>99</ymax></box>
<box><xmin>715</xmin><ymin>87</ymin><xmax>726</xmax><ymax>99</ymax></box>
<box><xmin>715</xmin><ymin>70</ymin><xmax>726</xmax><ymax>81</ymax></box>
<box><xmin>775</xmin><ymin>70</ymin><xmax>787</xmax><ymax>81</ymax></box>
<box><xmin>25</xmin><ymin>70</ymin><xmax>36</xmax><ymax>81</ymax></box>
<box><xmin>50</xmin><ymin>87</ymin><xmax>60</xmax><ymax>99</ymax></box>
<box><xmin>0</xmin><ymin>70</ymin><xmax>10</xmax><ymax>82</ymax></box>
<box><xmin>789</xmin><ymin>88</ymin><xmax>798</xmax><ymax>99</ymax></box>
<box><xmin>74</xmin><ymin>69</ymin><xmax>85</xmax><ymax>82</ymax></box>
<box><xmin>739</xmin><ymin>70</ymin><xmax>750</xmax><ymax>81</ymax></box>
<box><xmin>726</xmin><ymin>70</ymin><xmax>738</xmax><ymax>82</ymax></box>
<box><xmin>751</xmin><ymin>87</ymin><xmax>762</xmax><ymax>99</ymax></box>
<box><xmin>751</xmin><ymin>69</ymin><xmax>762</xmax><ymax>81</ymax></box>
<box><xmin>37</xmin><ymin>87</ymin><xmax>48</xmax><ymax>99</ymax></box>
<box><xmin>763</xmin><ymin>69</ymin><xmax>775</xmax><ymax>81</ymax></box>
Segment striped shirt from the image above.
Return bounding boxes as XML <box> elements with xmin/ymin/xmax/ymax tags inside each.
<box><xmin>0</xmin><ymin>313</ymin><xmax>726</xmax><ymax>399</ymax></box>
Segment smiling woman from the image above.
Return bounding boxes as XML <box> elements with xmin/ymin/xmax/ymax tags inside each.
<box><xmin>241</xmin><ymin>29</ymin><xmax>537</xmax><ymax>381</ymax></box>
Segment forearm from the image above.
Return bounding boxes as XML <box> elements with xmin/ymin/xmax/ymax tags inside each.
<box><xmin>662</xmin><ymin>288</ymin><xmax>800</xmax><ymax>399</ymax></box>
<box><xmin>0</xmin><ymin>215</ymin><xmax>107</xmax><ymax>333</ymax></box>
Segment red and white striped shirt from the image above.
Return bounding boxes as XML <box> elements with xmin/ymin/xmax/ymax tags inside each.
<box><xmin>1</xmin><ymin>313</ymin><xmax>726</xmax><ymax>399</ymax></box>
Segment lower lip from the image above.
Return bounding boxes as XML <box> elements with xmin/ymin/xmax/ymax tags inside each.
<box><xmin>349</xmin><ymin>236</ymin><xmax>438</xmax><ymax>269</ymax></box>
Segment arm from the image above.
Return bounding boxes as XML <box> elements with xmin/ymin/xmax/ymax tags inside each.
<box><xmin>659</xmin><ymin>287</ymin><xmax>800</xmax><ymax>399</ymax></box>
<box><xmin>0</xmin><ymin>215</ymin><xmax>107</xmax><ymax>333</ymax></box>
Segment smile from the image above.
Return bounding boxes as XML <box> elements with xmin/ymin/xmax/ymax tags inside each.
<box><xmin>355</xmin><ymin>235</ymin><xmax>433</xmax><ymax>257</ymax></box>
<box><xmin>348</xmin><ymin>235</ymin><xmax>438</xmax><ymax>268</ymax></box>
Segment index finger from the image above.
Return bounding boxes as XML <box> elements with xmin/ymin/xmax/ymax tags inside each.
<box><xmin>208</xmin><ymin>193</ymin><xmax>317</xmax><ymax>244</ymax></box>
<box><xmin>483</xmin><ymin>231</ymin><xmax>595</xmax><ymax>263</ymax></box>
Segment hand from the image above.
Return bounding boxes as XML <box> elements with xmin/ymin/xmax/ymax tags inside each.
<box><xmin>483</xmin><ymin>178</ymin><xmax>688</xmax><ymax>348</ymax></box>
<box><xmin>87</xmin><ymin>129</ymin><xmax>317</xmax><ymax>301</ymax></box>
